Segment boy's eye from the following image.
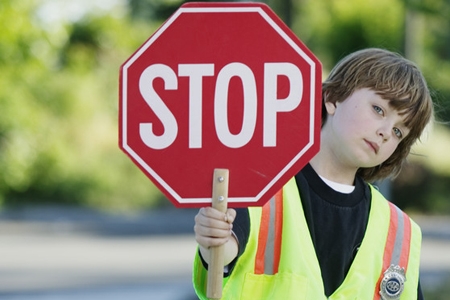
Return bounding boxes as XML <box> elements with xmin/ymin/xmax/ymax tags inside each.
<box><xmin>373</xmin><ymin>105</ymin><xmax>384</xmax><ymax>115</ymax></box>
<box><xmin>393</xmin><ymin>127</ymin><xmax>403</xmax><ymax>139</ymax></box>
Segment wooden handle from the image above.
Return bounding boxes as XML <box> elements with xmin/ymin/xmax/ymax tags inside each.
<box><xmin>207</xmin><ymin>169</ymin><xmax>229</xmax><ymax>300</ymax></box>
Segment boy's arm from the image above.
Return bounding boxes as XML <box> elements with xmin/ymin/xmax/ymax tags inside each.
<box><xmin>198</xmin><ymin>232</ymin><xmax>239</xmax><ymax>266</ymax></box>
<box><xmin>194</xmin><ymin>207</ymin><xmax>239</xmax><ymax>266</ymax></box>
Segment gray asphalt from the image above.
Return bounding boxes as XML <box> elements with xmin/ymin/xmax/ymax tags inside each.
<box><xmin>0</xmin><ymin>206</ymin><xmax>449</xmax><ymax>299</ymax></box>
<box><xmin>0</xmin><ymin>206</ymin><xmax>198</xmax><ymax>299</ymax></box>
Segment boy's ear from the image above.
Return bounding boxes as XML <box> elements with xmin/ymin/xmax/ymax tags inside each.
<box><xmin>324</xmin><ymin>100</ymin><xmax>337</xmax><ymax>115</ymax></box>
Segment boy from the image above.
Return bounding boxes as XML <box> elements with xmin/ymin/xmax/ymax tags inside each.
<box><xmin>193</xmin><ymin>48</ymin><xmax>433</xmax><ymax>299</ymax></box>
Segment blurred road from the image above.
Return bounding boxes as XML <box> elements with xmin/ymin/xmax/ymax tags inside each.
<box><xmin>0</xmin><ymin>206</ymin><xmax>198</xmax><ymax>299</ymax></box>
<box><xmin>0</xmin><ymin>206</ymin><xmax>449</xmax><ymax>299</ymax></box>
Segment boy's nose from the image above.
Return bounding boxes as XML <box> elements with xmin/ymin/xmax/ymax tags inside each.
<box><xmin>377</xmin><ymin>126</ymin><xmax>391</xmax><ymax>142</ymax></box>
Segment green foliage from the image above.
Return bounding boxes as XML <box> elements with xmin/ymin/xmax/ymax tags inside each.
<box><xmin>292</xmin><ymin>0</ymin><xmax>405</xmax><ymax>69</ymax></box>
<box><xmin>0</xmin><ymin>0</ymin><xmax>164</xmax><ymax>210</ymax></box>
<box><xmin>418</xmin><ymin>0</ymin><xmax>450</xmax><ymax>122</ymax></box>
<box><xmin>392</xmin><ymin>163</ymin><xmax>450</xmax><ymax>214</ymax></box>
<box><xmin>128</xmin><ymin>0</ymin><xmax>185</xmax><ymax>21</ymax></box>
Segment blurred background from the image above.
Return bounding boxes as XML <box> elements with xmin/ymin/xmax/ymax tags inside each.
<box><xmin>0</xmin><ymin>0</ymin><xmax>449</xmax><ymax>299</ymax></box>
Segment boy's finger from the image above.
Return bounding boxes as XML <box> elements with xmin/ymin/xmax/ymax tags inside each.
<box><xmin>195</xmin><ymin>225</ymin><xmax>232</xmax><ymax>239</ymax></box>
<box><xmin>196</xmin><ymin>235</ymin><xmax>229</xmax><ymax>248</ymax></box>
<box><xmin>226</xmin><ymin>209</ymin><xmax>237</xmax><ymax>223</ymax></box>
<box><xmin>196</xmin><ymin>215</ymin><xmax>233</xmax><ymax>231</ymax></box>
<box><xmin>200</xmin><ymin>207</ymin><xmax>229</xmax><ymax>222</ymax></box>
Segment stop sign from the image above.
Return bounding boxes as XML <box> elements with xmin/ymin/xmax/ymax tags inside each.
<box><xmin>119</xmin><ymin>2</ymin><xmax>322</xmax><ymax>208</ymax></box>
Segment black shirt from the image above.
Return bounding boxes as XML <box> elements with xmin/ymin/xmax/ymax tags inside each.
<box><xmin>229</xmin><ymin>164</ymin><xmax>424</xmax><ymax>299</ymax></box>
<box><xmin>295</xmin><ymin>163</ymin><xmax>370</xmax><ymax>295</ymax></box>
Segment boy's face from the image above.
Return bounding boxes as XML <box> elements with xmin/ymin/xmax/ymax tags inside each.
<box><xmin>323</xmin><ymin>88</ymin><xmax>410</xmax><ymax>170</ymax></box>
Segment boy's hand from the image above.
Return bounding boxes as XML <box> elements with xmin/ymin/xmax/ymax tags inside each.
<box><xmin>194</xmin><ymin>207</ymin><xmax>236</xmax><ymax>249</ymax></box>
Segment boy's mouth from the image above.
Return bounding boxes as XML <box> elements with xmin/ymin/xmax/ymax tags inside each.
<box><xmin>365</xmin><ymin>140</ymin><xmax>379</xmax><ymax>154</ymax></box>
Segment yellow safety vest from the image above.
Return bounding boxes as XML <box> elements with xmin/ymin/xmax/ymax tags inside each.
<box><xmin>193</xmin><ymin>177</ymin><xmax>421</xmax><ymax>299</ymax></box>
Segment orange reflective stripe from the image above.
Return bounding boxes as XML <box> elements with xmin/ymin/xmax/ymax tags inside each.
<box><xmin>255</xmin><ymin>197</ymin><xmax>271</xmax><ymax>275</ymax></box>
<box><xmin>385</xmin><ymin>203</ymin><xmax>399</xmax><ymax>269</ymax></box>
<box><xmin>399</xmin><ymin>210</ymin><xmax>412</xmax><ymax>271</ymax></box>
<box><xmin>254</xmin><ymin>190</ymin><xmax>283</xmax><ymax>275</ymax></box>
<box><xmin>373</xmin><ymin>202</ymin><xmax>412</xmax><ymax>299</ymax></box>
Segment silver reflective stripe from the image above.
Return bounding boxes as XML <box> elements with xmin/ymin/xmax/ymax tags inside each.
<box><xmin>263</xmin><ymin>196</ymin><xmax>276</xmax><ymax>275</ymax></box>
<box><xmin>391</xmin><ymin>205</ymin><xmax>405</xmax><ymax>266</ymax></box>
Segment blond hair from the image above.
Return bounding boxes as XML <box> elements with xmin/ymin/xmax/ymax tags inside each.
<box><xmin>322</xmin><ymin>48</ymin><xmax>434</xmax><ymax>182</ymax></box>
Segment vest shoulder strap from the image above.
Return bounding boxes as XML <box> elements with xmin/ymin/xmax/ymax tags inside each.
<box><xmin>373</xmin><ymin>200</ymin><xmax>413</xmax><ymax>299</ymax></box>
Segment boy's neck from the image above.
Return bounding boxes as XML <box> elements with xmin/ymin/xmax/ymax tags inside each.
<box><xmin>309</xmin><ymin>155</ymin><xmax>357</xmax><ymax>186</ymax></box>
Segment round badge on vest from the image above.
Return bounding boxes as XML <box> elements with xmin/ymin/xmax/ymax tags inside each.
<box><xmin>380</xmin><ymin>264</ymin><xmax>406</xmax><ymax>299</ymax></box>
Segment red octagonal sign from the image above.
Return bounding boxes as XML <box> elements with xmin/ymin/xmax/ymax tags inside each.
<box><xmin>119</xmin><ymin>2</ymin><xmax>322</xmax><ymax>208</ymax></box>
